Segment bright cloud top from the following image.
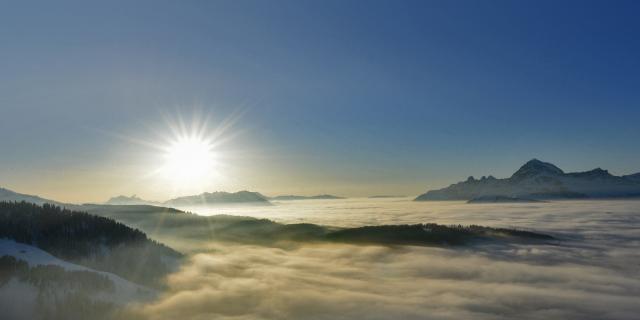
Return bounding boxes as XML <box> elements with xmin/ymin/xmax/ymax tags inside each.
<box><xmin>129</xmin><ymin>200</ymin><xmax>640</xmax><ymax>320</ymax></box>
<box><xmin>131</xmin><ymin>243</ymin><xmax>640</xmax><ymax>320</ymax></box>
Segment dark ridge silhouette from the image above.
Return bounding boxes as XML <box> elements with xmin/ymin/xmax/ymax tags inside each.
<box><xmin>0</xmin><ymin>201</ymin><xmax>181</xmax><ymax>287</ymax></box>
<box><xmin>325</xmin><ymin>223</ymin><xmax>554</xmax><ymax>246</ymax></box>
<box><xmin>83</xmin><ymin>204</ymin><xmax>554</xmax><ymax>249</ymax></box>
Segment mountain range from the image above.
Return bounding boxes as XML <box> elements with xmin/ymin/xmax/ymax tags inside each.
<box><xmin>270</xmin><ymin>194</ymin><xmax>344</xmax><ymax>201</ymax></box>
<box><xmin>164</xmin><ymin>190</ymin><xmax>270</xmax><ymax>206</ymax></box>
<box><xmin>105</xmin><ymin>191</ymin><xmax>271</xmax><ymax>206</ymax></box>
<box><xmin>416</xmin><ymin>159</ymin><xmax>640</xmax><ymax>201</ymax></box>
<box><xmin>107</xmin><ymin>192</ymin><xmax>346</xmax><ymax>205</ymax></box>
<box><xmin>105</xmin><ymin>194</ymin><xmax>155</xmax><ymax>205</ymax></box>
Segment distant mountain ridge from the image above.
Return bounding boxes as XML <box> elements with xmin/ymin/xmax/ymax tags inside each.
<box><xmin>1</xmin><ymin>187</ymin><xmax>274</xmax><ymax>208</ymax></box>
<box><xmin>164</xmin><ymin>190</ymin><xmax>271</xmax><ymax>206</ymax></box>
<box><xmin>105</xmin><ymin>195</ymin><xmax>158</xmax><ymax>205</ymax></box>
<box><xmin>270</xmin><ymin>194</ymin><xmax>344</xmax><ymax>201</ymax></box>
<box><xmin>416</xmin><ymin>159</ymin><xmax>640</xmax><ymax>201</ymax></box>
<box><xmin>108</xmin><ymin>191</ymin><xmax>275</xmax><ymax>206</ymax></box>
<box><xmin>0</xmin><ymin>187</ymin><xmax>65</xmax><ymax>206</ymax></box>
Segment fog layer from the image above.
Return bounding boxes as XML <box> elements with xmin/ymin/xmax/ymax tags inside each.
<box><xmin>132</xmin><ymin>243</ymin><xmax>639</xmax><ymax>320</ymax></box>
<box><xmin>129</xmin><ymin>199</ymin><xmax>640</xmax><ymax>320</ymax></box>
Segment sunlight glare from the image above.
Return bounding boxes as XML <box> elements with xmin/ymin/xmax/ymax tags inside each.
<box><xmin>161</xmin><ymin>135</ymin><xmax>216</xmax><ymax>187</ymax></box>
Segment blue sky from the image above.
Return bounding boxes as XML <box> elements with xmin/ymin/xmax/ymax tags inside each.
<box><xmin>1</xmin><ymin>0</ymin><xmax>639</xmax><ymax>201</ymax></box>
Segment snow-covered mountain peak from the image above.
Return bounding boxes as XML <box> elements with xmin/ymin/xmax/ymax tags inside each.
<box><xmin>416</xmin><ymin>159</ymin><xmax>640</xmax><ymax>201</ymax></box>
<box><xmin>511</xmin><ymin>159</ymin><xmax>564</xmax><ymax>179</ymax></box>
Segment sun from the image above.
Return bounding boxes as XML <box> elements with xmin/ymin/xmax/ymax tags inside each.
<box><xmin>161</xmin><ymin>135</ymin><xmax>216</xmax><ymax>187</ymax></box>
<box><xmin>148</xmin><ymin>109</ymin><xmax>239</xmax><ymax>192</ymax></box>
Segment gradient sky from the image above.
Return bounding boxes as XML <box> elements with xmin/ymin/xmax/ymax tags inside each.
<box><xmin>1</xmin><ymin>0</ymin><xmax>639</xmax><ymax>202</ymax></box>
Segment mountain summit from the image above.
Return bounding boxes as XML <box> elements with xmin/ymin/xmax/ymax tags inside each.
<box><xmin>511</xmin><ymin>159</ymin><xmax>564</xmax><ymax>179</ymax></box>
<box><xmin>415</xmin><ymin>159</ymin><xmax>640</xmax><ymax>201</ymax></box>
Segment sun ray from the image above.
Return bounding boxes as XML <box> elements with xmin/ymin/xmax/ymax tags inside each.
<box><xmin>145</xmin><ymin>108</ymin><xmax>245</xmax><ymax>195</ymax></box>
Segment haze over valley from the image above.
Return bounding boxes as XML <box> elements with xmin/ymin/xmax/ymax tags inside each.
<box><xmin>2</xmin><ymin>1</ymin><xmax>640</xmax><ymax>319</ymax></box>
<box><xmin>2</xmin><ymin>189</ymin><xmax>640</xmax><ymax>319</ymax></box>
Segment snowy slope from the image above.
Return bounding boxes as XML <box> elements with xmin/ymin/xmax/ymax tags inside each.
<box><xmin>0</xmin><ymin>239</ymin><xmax>156</xmax><ymax>304</ymax></box>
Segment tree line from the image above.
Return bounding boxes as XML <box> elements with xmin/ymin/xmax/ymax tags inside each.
<box><xmin>0</xmin><ymin>201</ymin><xmax>182</xmax><ymax>287</ymax></box>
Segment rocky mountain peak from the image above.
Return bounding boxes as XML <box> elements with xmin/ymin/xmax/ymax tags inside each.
<box><xmin>511</xmin><ymin>159</ymin><xmax>564</xmax><ymax>179</ymax></box>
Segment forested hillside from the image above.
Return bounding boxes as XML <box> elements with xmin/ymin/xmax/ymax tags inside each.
<box><xmin>0</xmin><ymin>202</ymin><xmax>181</xmax><ymax>287</ymax></box>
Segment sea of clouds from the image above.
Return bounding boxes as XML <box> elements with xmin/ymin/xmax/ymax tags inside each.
<box><xmin>129</xmin><ymin>199</ymin><xmax>640</xmax><ymax>319</ymax></box>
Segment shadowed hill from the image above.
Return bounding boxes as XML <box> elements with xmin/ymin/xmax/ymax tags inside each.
<box><xmin>82</xmin><ymin>204</ymin><xmax>554</xmax><ymax>250</ymax></box>
<box><xmin>0</xmin><ymin>202</ymin><xmax>181</xmax><ymax>287</ymax></box>
<box><xmin>326</xmin><ymin>223</ymin><xmax>553</xmax><ymax>246</ymax></box>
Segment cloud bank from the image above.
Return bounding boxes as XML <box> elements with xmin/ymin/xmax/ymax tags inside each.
<box><xmin>130</xmin><ymin>241</ymin><xmax>640</xmax><ymax>320</ymax></box>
